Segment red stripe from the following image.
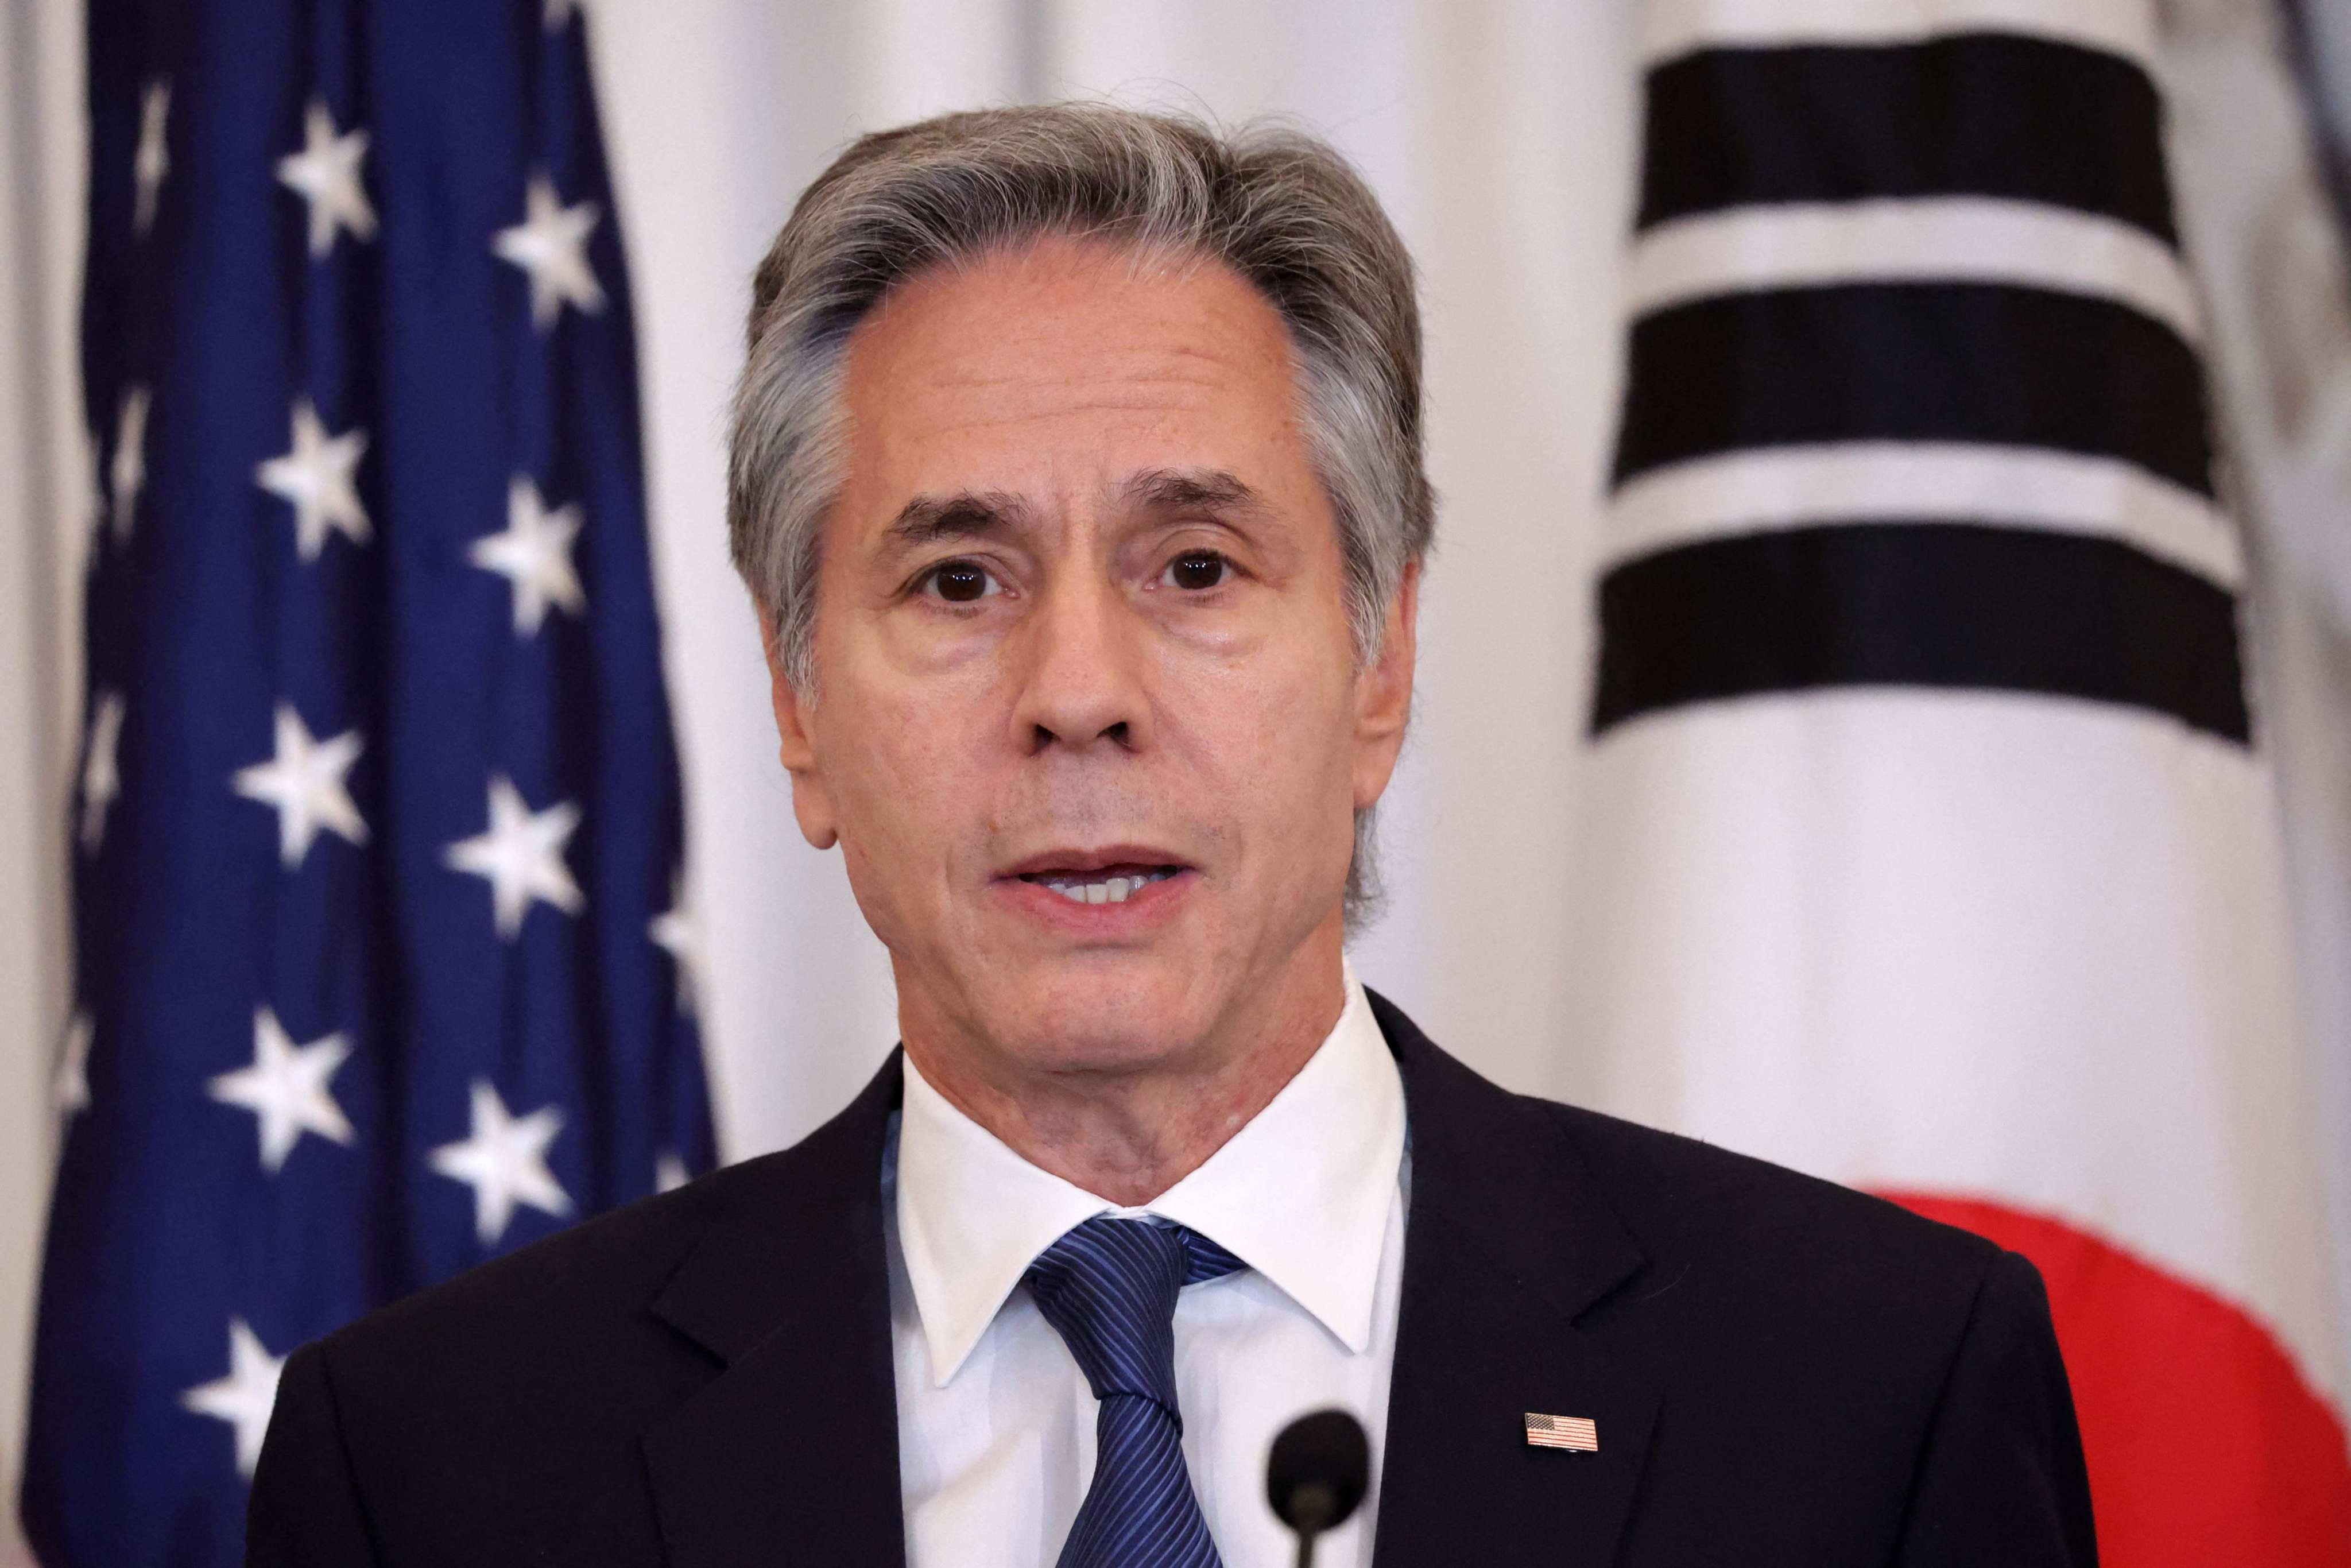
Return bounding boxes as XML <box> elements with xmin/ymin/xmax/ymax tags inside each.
<box><xmin>1880</xmin><ymin>1191</ymin><xmax>2351</xmax><ymax>1563</ymax></box>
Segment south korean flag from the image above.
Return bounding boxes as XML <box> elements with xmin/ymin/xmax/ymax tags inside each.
<box><xmin>1568</xmin><ymin>0</ymin><xmax>2351</xmax><ymax>1559</ymax></box>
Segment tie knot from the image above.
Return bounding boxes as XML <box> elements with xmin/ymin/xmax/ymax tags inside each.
<box><xmin>1024</xmin><ymin>1217</ymin><xmax>1246</xmax><ymax>1406</ymax></box>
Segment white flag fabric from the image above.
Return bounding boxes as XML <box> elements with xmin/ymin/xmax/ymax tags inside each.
<box><xmin>1570</xmin><ymin>0</ymin><xmax>2351</xmax><ymax>1557</ymax></box>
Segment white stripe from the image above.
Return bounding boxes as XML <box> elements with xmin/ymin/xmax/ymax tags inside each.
<box><xmin>1604</xmin><ymin>443</ymin><xmax>2243</xmax><ymax>588</ymax></box>
<box><xmin>1642</xmin><ymin>0</ymin><xmax>2155</xmax><ymax>67</ymax></box>
<box><xmin>1627</xmin><ymin>198</ymin><xmax>2201</xmax><ymax>344</ymax></box>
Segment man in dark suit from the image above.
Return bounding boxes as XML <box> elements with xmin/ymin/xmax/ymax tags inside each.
<box><xmin>250</xmin><ymin>104</ymin><xmax>2094</xmax><ymax>1566</ymax></box>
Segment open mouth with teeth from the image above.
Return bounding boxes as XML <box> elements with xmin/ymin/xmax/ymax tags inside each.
<box><xmin>1016</xmin><ymin>865</ymin><xmax>1183</xmax><ymax>905</ymax></box>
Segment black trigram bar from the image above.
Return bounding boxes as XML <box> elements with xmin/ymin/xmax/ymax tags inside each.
<box><xmin>1590</xmin><ymin>522</ymin><xmax>2251</xmax><ymax>743</ymax></box>
<box><xmin>1638</xmin><ymin>33</ymin><xmax>2176</xmax><ymax>241</ymax></box>
<box><xmin>1612</xmin><ymin>283</ymin><xmax>2215</xmax><ymax>495</ymax></box>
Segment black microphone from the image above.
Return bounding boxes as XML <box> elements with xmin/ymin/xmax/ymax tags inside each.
<box><xmin>1266</xmin><ymin>1408</ymin><xmax>1370</xmax><ymax>1568</ymax></box>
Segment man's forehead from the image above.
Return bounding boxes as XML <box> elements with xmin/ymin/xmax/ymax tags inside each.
<box><xmin>845</xmin><ymin>241</ymin><xmax>1293</xmax><ymax>405</ymax></box>
<box><xmin>835</xmin><ymin>239</ymin><xmax>1316</xmax><ymax>527</ymax></box>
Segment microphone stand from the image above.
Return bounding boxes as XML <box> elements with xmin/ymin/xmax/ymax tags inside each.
<box><xmin>1286</xmin><ymin>1482</ymin><xmax>1340</xmax><ymax>1568</ymax></box>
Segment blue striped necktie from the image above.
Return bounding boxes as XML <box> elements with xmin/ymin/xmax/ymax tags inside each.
<box><xmin>1025</xmin><ymin>1215</ymin><xmax>1249</xmax><ymax>1568</ymax></box>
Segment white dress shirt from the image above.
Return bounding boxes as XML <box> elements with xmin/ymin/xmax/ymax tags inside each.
<box><xmin>885</xmin><ymin>964</ymin><xmax>1408</xmax><ymax>1568</ymax></box>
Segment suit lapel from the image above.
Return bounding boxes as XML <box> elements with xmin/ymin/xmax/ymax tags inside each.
<box><xmin>631</xmin><ymin>1004</ymin><xmax>1655</xmax><ymax>1567</ymax></box>
<box><xmin>1368</xmin><ymin>994</ymin><xmax>1660</xmax><ymax>1568</ymax></box>
<box><xmin>642</xmin><ymin>1054</ymin><xmax>908</xmax><ymax>1568</ymax></box>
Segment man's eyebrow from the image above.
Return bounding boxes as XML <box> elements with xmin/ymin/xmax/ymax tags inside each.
<box><xmin>1118</xmin><ymin>468</ymin><xmax>1268</xmax><ymax>517</ymax></box>
<box><xmin>882</xmin><ymin>490</ymin><xmax>1035</xmax><ymax>549</ymax></box>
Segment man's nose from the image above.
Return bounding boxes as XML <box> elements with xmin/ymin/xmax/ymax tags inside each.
<box><xmin>1009</xmin><ymin>574</ymin><xmax>1149</xmax><ymax>755</ymax></box>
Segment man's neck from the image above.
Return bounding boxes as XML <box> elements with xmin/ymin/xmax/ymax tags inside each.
<box><xmin>898</xmin><ymin>938</ymin><xmax>1349</xmax><ymax>1206</ymax></box>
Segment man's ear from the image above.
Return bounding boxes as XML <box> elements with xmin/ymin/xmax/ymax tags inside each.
<box><xmin>1351</xmin><ymin>559</ymin><xmax>1419</xmax><ymax>811</ymax></box>
<box><xmin>760</xmin><ymin>610</ymin><xmax>839</xmax><ymax>851</ymax></box>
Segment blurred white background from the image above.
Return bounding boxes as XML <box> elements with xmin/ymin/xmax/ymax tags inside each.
<box><xmin>0</xmin><ymin>1</ymin><xmax>1641</xmax><ymax>1550</ymax></box>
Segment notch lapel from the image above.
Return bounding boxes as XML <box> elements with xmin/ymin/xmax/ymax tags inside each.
<box><xmin>1368</xmin><ymin>994</ymin><xmax>1660</xmax><ymax>1568</ymax></box>
<box><xmin>643</xmin><ymin>1054</ymin><xmax>908</xmax><ymax>1568</ymax></box>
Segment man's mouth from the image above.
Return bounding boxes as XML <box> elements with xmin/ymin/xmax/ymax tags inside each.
<box><xmin>1016</xmin><ymin>864</ymin><xmax>1184</xmax><ymax>905</ymax></box>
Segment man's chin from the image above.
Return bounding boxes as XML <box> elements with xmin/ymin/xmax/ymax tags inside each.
<box><xmin>977</xmin><ymin>963</ymin><xmax>1225</xmax><ymax>1079</ymax></box>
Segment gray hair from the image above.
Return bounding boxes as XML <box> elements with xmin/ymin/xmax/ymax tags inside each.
<box><xmin>729</xmin><ymin>103</ymin><xmax>1433</xmax><ymax>923</ymax></box>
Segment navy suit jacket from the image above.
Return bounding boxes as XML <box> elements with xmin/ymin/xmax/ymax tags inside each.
<box><xmin>247</xmin><ymin>993</ymin><xmax>2097</xmax><ymax>1565</ymax></box>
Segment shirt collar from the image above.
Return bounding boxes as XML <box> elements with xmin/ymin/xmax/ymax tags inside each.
<box><xmin>893</xmin><ymin>962</ymin><xmax>1405</xmax><ymax>1387</ymax></box>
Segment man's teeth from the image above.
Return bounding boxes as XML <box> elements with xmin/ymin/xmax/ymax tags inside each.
<box><xmin>1037</xmin><ymin>869</ymin><xmax>1177</xmax><ymax>905</ymax></box>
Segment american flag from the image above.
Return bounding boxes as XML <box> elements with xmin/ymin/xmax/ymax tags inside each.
<box><xmin>21</xmin><ymin>2</ymin><xmax>716</xmax><ymax>1561</ymax></box>
<box><xmin>1524</xmin><ymin>1412</ymin><xmax>1601</xmax><ymax>1453</ymax></box>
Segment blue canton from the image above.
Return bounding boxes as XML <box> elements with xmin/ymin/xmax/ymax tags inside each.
<box><xmin>22</xmin><ymin>2</ymin><xmax>716</xmax><ymax>1562</ymax></box>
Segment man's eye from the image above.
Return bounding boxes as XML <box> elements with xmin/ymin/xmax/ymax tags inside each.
<box><xmin>923</xmin><ymin>560</ymin><xmax>999</xmax><ymax>603</ymax></box>
<box><xmin>1163</xmin><ymin>551</ymin><xmax>1229</xmax><ymax>591</ymax></box>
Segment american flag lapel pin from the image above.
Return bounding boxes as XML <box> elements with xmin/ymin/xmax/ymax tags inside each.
<box><xmin>1524</xmin><ymin>1412</ymin><xmax>1600</xmax><ymax>1453</ymax></box>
